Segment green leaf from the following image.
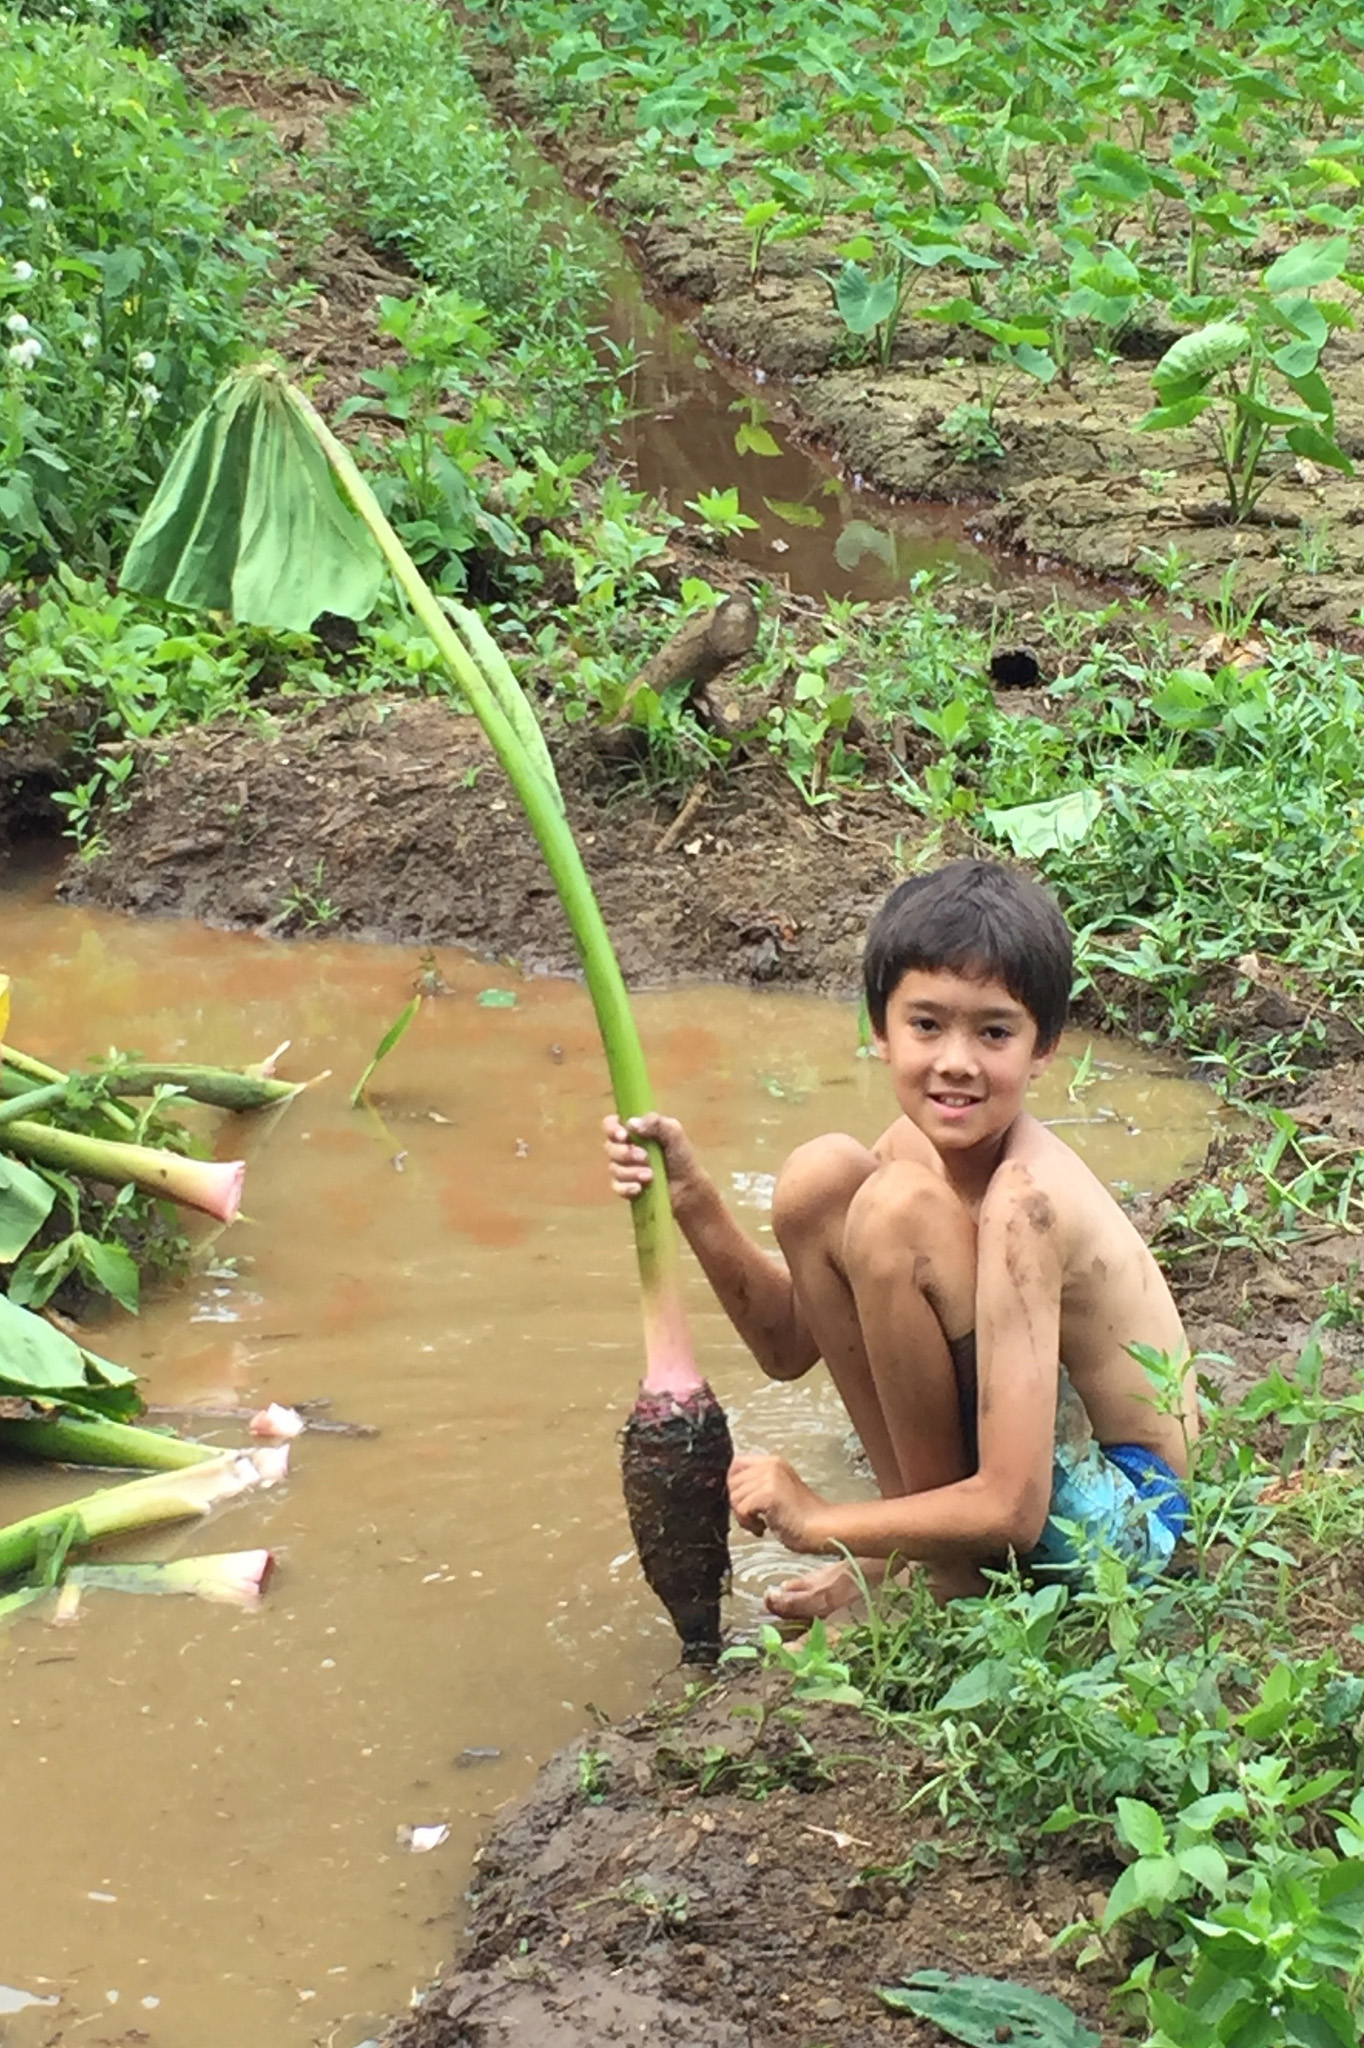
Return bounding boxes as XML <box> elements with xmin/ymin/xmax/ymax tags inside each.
<box><xmin>477</xmin><ymin>988</ymin><xmax>518</xmax><ymax>1008</ymax></box>
<box><xmin>734</xmin><ymin>422</ymin><xmax>782</xmax><ymax>458</ymax></box>
<box><xmin>982</xmin><ymin>789</ymin><xmax>1103</xmax><ymax>858</ymax></box>
<box><xmin>121</xmin><ymin>365</ymin><xmax>385</xmax><ymax>635</ymax></box>
<box><xmin>79</xmin><ymin>1237</ymin><xmax>140</xmax><ymax>1316</ymax></box>
<box><xmin>828</xmin><ymin>261</ymin><xmax>899</xmax><ymax>336</ymax></box>
<box><xmin>1272</xmin><ymin>296</ymin><xmax>1329</xmax><ymax>350</ymax></box>
<box><xmin>0</xmin><ymin>1293</ymin><xmax>131</xmax><ymax>1396</ymax></box>
<box><xmin>936</xmin><ymin>1657</ymin><xmax>1013</xmax><ymax>1711</ymax></box>
<box><xmin>350</xmin><ymin>995</ymin><xmax>422</xmax><ymax>1107</ymax></box>
<box><xmin>1116</xmin><ymin>1797</ymin><xmax>1169</xmax><ymax>1858</ymax></box>
<box><xmin>1011</xmin><ymin>341</ymin><xmax>1058</xmax><ymax>383</ymax></box>
<box><xmin>1101</xmin><ymin>1853</ymin><xmax>1183</xmax><ymax>1929</ymax></box>
<box><xmin>1263</xmin><ymin>235</ymin><xmax>1351</xmax><ymax>293</ymax></box>
<box><xmin>1286</xmin><ymin>423</ymin><xmax>1353</xmax><ymax>475</ymax></box>
<box><xmin>1175</xmin><ymin>1841</ymin><xmax>1229</xmax><ymax>1895</ymax></box>
<box><xmin>1152</xmin><ymin>321</ymin><xmax>1250</xmax><ymax>389</ymax></box>
<box><xmin>876</xmin><ymin>1971</ymin><xmax>1100</xmax><ymax>2045</ymax></box>
<box><xmin>1138</xmin><ymin>396</ymin><xmax>1215</xmax><ymax>432</ymax></box>
<box><xmin>0</xmin><ymin>1155</ymin><xmax>55</xmax><ymax>1261</ymax></box>
<box><xmin>762</xmin><ymin>497</ymin><xmax>825</xmax><ymax>529</ymax></box>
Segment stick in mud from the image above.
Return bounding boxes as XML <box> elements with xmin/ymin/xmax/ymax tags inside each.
<box><xmin>620</xmin><ymin>1382</ymin><xmax>733</xmax><ymax>1663</ymax></box>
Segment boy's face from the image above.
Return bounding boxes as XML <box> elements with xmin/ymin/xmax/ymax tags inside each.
<box><xmin>873</xmin><ymin>966</ymin><xmax>1056</xmax><ymax>1153</ymax></box>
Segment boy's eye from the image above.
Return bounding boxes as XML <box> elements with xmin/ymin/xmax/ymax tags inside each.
<box><xmin>982</xmin><ymin>1026</ymin><xmax>1012</xmax><ymax>1042</ymax></box>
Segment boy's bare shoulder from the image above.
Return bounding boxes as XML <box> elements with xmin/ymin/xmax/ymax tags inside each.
<box><xmin>983</xmin><ymin>1115</ymin><xmax>1130</xmax><ymax>1250</ymax></box>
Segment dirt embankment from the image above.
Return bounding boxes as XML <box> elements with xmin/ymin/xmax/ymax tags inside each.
<box><xmin>384</xmin><ymin>1671</ymin><xmax>1124</xmax><ymax>2048</ymax></box>
<box><xmin>466</xmin><ymin>49</ymin><xmax>1364</xmax><ymax>638</ymax></box>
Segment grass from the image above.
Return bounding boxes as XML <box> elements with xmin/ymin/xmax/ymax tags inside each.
<box><xmin>722</xmin><ymin>1338</ymin><xmax>1364</xmax><ymax>2044</ymax></box>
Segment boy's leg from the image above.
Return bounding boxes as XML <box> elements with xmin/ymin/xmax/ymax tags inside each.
<box><xmin>768</xmin><ymin>1140</ymin><xmax>979</xmax><ymax>1615</ymax></box>
<box><xmin>841</xmin><ymin>1162</ymin><xmax>984</xmax><ymax>1599</ymax></box>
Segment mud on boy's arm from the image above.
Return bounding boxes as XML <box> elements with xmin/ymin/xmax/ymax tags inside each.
<box><xmin>603</xmin><ymin>1111</ymin><xmax>819</xmax><ymax>1382</ymax></box>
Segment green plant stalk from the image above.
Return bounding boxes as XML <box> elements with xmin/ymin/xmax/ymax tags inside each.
<box><xmin>108</xmin><ymin>1064</ymin><xmax>304</xmax><ymax>1111</ymax></box>
<box><xmin>0</xmin><ymin>1454</ymin><xmax>247</xmax><ymax>1579</ymax></box>
<box><xmin>1</xmin><ymin>1119</ymin><xmax>244</xmax><ymax>1223</ymax></box>
<box><xmin>3</xmin><ymin>1048</ymin><xmax>138</xmax><ymax>1134</ymax></box>
<box><xmin>292</xmin><ymin>385</ymin><xmax>696</xmax><ymax>1392</ymax></box>
<box><xmin>0</xmin><ymin>1083</ymin><xmax>67</xmax><ymax>1127</ymax></box>
<box><xmin>0</xmin><ymin>1413</ymin><xmax>216</xmax><ymax>1470</ymax></box>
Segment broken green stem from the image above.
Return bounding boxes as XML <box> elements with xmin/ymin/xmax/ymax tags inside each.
<box><xmin>1</xmin><ymin>1119</ymin><xmax>243</xmax><ymax>1223</ymax></box>
<box><xmin>294</xmin><ymin>389</ymin><xmax>695</xmax><ymax>1392</ymax></box>
<box><xmin>0</xmin><ymin>1455</ymin><xmax>242</xmax><ymax>1579</ymax></box>
<box><xmin>3</xmin><ymin>1048</ymin><xmax>138</xmax><ymax>1135</ymax></box>
<box><xmin>0</xmin><ymin>1413</ymin><xmax>216</xmax><ymax>1470</ymax></box>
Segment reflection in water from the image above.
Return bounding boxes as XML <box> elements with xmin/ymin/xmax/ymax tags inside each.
<box><xmin>0</xmin><ymin>890</ymin><xmax>1222</xmax><ymax>2047</ymax></box>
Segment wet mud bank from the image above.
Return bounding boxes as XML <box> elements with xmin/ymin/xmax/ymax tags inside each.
<box><xmin>47</xmin><ymin>694</ymin><xmax>1364</xmax><ymax>1364</ymax></box>
<box><xmin>385</xmin><ymin>1670</ymin><xmax>1121</xmax><ymax>2048</ymax></box>
<box><xmin>469</xmin><ymin>52</ymin><xmax>1364</xmax><ymax>636</ymax></box>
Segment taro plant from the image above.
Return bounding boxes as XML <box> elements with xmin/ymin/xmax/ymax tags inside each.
<box><xmin>823</xmin><ymin>218</ymin><xmax>998</xmax><ymax>366</ymax></box>
<box><xmin>118</xmin><ymin>360</ymin><xmax>734</xmax><ymax>1662</ymax></box>
<box><xmin>1138</xmin><ymin>237</ymin><xmax>1354</xmax><ymax>522</ymax></box>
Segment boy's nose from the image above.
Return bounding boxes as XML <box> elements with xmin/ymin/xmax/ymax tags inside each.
<box><xmin>933</xmin><ymin>1034</ymin><xmax>979</xmax><ymax>1077</ymax></box>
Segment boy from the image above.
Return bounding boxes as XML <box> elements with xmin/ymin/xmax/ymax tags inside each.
<box><xmin>605</xmin><ymin>859</ymin><xmax>1195</xmax><ymax>1620</ymax></box>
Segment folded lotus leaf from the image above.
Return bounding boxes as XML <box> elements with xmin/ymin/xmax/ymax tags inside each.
<box><xmin>120</xmin><ymin>364</ymin><xmax>384</xmax><ymax>633</ymax></box>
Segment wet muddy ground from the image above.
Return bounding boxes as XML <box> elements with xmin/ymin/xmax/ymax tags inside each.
<box><xmin>0</xmin><ymin>878</ymin><xmax>1221</xmax><ymax>2045</ymax></box>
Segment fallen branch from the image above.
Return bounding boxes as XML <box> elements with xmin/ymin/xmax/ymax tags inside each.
<box><xmin>613</xmin><ymin>592</ymin><xmax>759</xmax><ymax>724</ymax></box>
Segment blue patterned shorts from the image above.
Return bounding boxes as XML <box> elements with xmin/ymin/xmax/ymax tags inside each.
<box><xmin>1024</xmin><ymin>1439</ymin><xmax>1190</xmax><ymax>1579</ymax></box>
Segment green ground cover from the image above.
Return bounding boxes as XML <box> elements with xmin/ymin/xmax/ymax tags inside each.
<box><xmin>728</xmin><ymin>1334</ymin><xmax>1364</xmax><ymax>2047</ymax></box>
<box><xmin>478</xmin><ymin>0</ymin><xmax>1364</xmax><ymax>512</ymax></box>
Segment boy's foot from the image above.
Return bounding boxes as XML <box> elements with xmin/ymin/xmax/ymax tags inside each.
<box><xmin>764</xmin><ymin>1557</ymin><xmax>888</xmax><ymax>1620</ymax></box>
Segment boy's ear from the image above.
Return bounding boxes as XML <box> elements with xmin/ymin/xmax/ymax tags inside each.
<box><xmin>1029</xmin><ymin>1035</ymin><xmax>1059</xmax><ymax>1080</ymax></box>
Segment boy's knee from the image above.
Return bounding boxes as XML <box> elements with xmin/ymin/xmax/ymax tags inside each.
<box><xmin>772</xmin><ymin>1134</ymin><xmax>875</xmax><ymax>1245</ymax></box>
<box><xmin>843</xmin><ymin>1162</ymin><xmax>968</xmax><ymax>1283</ymax></box>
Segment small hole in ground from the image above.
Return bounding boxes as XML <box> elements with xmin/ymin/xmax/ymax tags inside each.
<box><xmin>989</xmin><ymin>648</ymin><xmax>1041</xmax><ymax>690</ymax></box>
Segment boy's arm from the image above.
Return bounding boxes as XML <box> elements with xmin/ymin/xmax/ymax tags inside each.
<box><xmin>730</xmin><ymin>1160</ymin><xmax>1061</xmax><ymax>1556</ymax></box>
<box><xmin>605</xmin><ymin>1113</ymin><xmax>819</xmax><ymax>1382</ymax></box>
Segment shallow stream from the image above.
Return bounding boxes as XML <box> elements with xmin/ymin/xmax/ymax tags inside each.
<box><xmin>0</xmin><ymin>874</ymin><xmax>1228</xmax><ymax>2046</ymax></box>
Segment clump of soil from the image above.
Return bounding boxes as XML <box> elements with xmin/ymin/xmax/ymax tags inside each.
<box><xmin>57</xmin><ymin>697</ymin><xmax>904</xmax><ymax>996</ymax></box>
<box><xmin>385</xmin><ymin>1668</ymin><xmax>1123</xmax><ymax>2048</ymax></box>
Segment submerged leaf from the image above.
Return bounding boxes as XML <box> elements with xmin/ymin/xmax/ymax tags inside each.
<box><xmin>121</xmin><ymin>364</ymin><xmax>385</xmax><ymax>633</ymax></box>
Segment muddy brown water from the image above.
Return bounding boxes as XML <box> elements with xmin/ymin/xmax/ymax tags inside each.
<box><xmin>521</xmin><ymin>150</ymin><xmax>1004</xmax><ymax>604</ymax></box>
<box><xmin>0</xmin><ymin>883</ymin><xmax>1224</xmax><ymax>2047</ymax></box>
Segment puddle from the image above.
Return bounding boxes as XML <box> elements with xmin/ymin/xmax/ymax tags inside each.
<box><xmin>0</xmin><ymin>884</ymin><xmax>1223</xmax><ymax>2046</ymax></box>
<box><xmin>517</xmin><ymin>150</ymin><xmax>1001</xmax><ymax>602</ymax></box>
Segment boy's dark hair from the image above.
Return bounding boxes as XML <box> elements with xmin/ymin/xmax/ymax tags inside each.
<box><xmin>863</xmin><ymin>860</ymin><xmax>1073</xmax><ymax>1049</ymax></box>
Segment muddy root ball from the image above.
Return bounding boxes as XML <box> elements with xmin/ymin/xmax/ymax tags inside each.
<box><xmin>620</xmin><ymin>1383</ymin><xmax>734</xmax><ymax>1663</ymax></box>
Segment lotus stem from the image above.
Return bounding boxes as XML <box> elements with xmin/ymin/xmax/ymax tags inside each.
<box><xmin>2</xmin><ymin>1048</ymin><xmax>66</xmax><ymax>1087</ymax></box>
<box><xmin>0</xmin><ymin>1450</ymin><xmax>279</xmax><ymax>1580</ymax></box>
<box><xmin>0</xmin><ymin>1414</ymin><xmax>217</xmax><ymax>1470</ymax></box>
<box><xmin>0</xmin><ymin>1083</ymin><xmax>67</xmax><ymax>1126</ymax></box>
<box><xmin>1</xmin><ymin>1121</ymin><xmax>245</xmax><ymax>1223</ymax></box>
<box><xmin>291</xmin><ymin>385</ymin><xmax>696</xmax><ymax>1392</ymax></box>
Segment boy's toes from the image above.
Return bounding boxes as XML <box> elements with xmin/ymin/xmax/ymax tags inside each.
<box><xmin>765</xmin><ymin>1563</ymin><xmax>863</xmax><ymax>1621</ymax></box>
